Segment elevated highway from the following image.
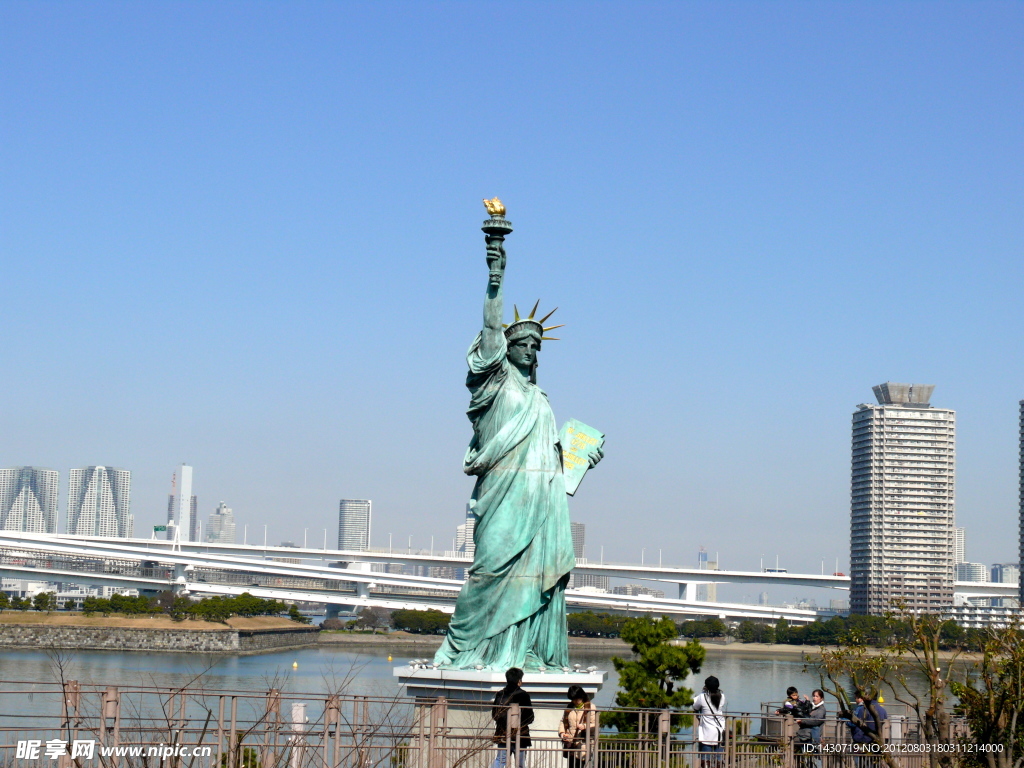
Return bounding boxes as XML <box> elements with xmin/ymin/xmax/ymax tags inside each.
<box><xmin>0</xmin><ymin>531</ymin><xmax>1012</xmax><ymax>621</ymax></box>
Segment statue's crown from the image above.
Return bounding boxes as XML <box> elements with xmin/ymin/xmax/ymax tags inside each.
<box><xmin>503</xmin><ymin>301</ymin><xmax>563</xmax><ymax>341</ymax></box>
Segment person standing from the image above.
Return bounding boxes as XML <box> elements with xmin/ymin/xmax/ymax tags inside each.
<box><xmin>692</xmin><ymin>676</ymin><xmax>727</xmax><ymax>768</ymax></box>
<box><xmin>797</xmin><ymin>689</ymin><xmax>826</xmax><ymax>767</ymax></box>
<box><xmin>492</xmin><ymin>668</ymin><xmax>534</xmax><ymax>768</ymax></box>
<box><xmin>559</xmin><ymin>685</ymin><xmax>596</xmax><ymax>768</ymax></box>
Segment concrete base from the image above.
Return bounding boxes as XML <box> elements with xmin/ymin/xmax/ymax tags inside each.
<box><xmin>393</xmin><ymin>665</ymin><xmax>606</xmax><ymax>738</ymax></box>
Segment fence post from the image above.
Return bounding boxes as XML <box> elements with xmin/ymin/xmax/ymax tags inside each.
<box><xmin>58</xmin><ymin>681</ymin><xmax>80</xmax><ymax>768</ymax></box>
<box><xmin>428</xmin><ymin>698</ymin><xmax>447</xmax><ymax>768</ymax></box>
<box><xmin>100</xmin><ymin>687</ymin><xmax>121</xmax><ymax>767</ymax></box>
<box><xmin>264</xmin><ymin>688</ymin><xmax>282</xmax><ymax>768</ymax></box>
<box><xmin>658</xmin><ymin>710</ymin><xmax>671</xmax><ymax>767</ymax></box>
<box><xmin>289</xmin><ymin>702</ymin><xmax>307</xmax><ymax>768</ymax></box>
<box><xmin>324</xmin><ymin>695</ymin><xmax>340</xmax><ymax>768</ymax></box>
<box><xmin>508</xmin><ymin>703</ymin><xmax>521</xmax><ymax>767</ymax></box>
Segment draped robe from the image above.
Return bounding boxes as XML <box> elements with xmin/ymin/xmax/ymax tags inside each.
<box><xmin>434</xmin><ymin>332</ymin><xmax>575</xmax><ymax>670</ymax></box>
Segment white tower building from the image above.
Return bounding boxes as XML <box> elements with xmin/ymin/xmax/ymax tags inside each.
<box><xmin>338</xmin><ymin>499</ymin><xmax>371</xmax><ymax>551</ymax></box>
<box><xmin>66</xmin><ymin>466</ymin><xmax>133</xmax><ymax>538</ymax></box>
<box><xmin>206</xmin><ymin>501</ymin><xmax>236</xmax><ymax>544</ymax></box>
<box><xmin>0</xmin><ymin>467</ymin><xmax>59</xmax><ymax>534</ymax></box>
<box><xmin>851</xmin><ymin>383</ymin><xmax>955</xmax><ymax>615</ymax></box>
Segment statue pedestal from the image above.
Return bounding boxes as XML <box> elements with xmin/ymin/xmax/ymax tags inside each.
<box><xmin>393</xmin><ymin>665</ymin><xmax>607</xmax><ymax>741</ymax></box>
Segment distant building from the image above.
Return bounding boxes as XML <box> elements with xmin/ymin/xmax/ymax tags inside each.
<box><xmin>992</xmin><ymin>562</ymin><xmax>1020</xmax><ymax>585</ymax></box>
<box><xmin>455</xmin><ymin>505</ymin><xmax>476</xmax><ymax>558</ymax></box>
<box><xmin>0</xmin><ymin>467</ymin><xmax>59</xmax><ymax>533</ymax></box>
<box><xmin>1019</xmin><ymin>400</ymin><xmax>1024</xmax><ymax>608</ymax></box>
<box><xmin>272</xmin><ymin>541</ymin><xmax>301</xmax><ymax>565</ymax></box>
<box><xmin>697</xmin><ymin>547</ymin><xmax>718</xmax><ymax>602</ymax></box>
<box><xmin>66</xmin><ymin>466</ymin><xmax>132</xmax><ymax>538</ymax></box>
<box><xmin>568</xmin><ymin>521</ymin><xmax>609</xmax><ymax>591</ymax></box>
<box><xmin>991</xmin><ymin>563</ymin><xmax>1020</xmax><ymax>608</ymax></box>
<box><xmin>851</xmin><ymin>383</ymin><xmax>955</xmax><ymax>615</ymax></box>
<box><xmin>206</xmin><ymin>502</ymin><xmax>236</xmax><ymax>544</ymax></box>
<box><xmin>166</xmin><ymin>465</ymin><xmax>197</xmax><ymax>542</ymax></box>
<box><xmin>954</xmin><ymin>527</ymin><xmax>965</xmax><ymax>564</ymax></box>
<box><xmin>612</xmin><ymin>584</ymin><xmax>664</xmax><ymax>598</ymax></box>
<box><xmin>956</xmin><ymin>562</ymin><xmax>988</xmax><ymax>582</ymax></box>
<box><xmin>338</xmin><ymin>499</ymin><xmax>371</xmax><ymax>551</ymax></box>
<box><xmin>946</xmin><ymin>602</ymin><xmax>1018</xmax><ymax>629</ymax></box>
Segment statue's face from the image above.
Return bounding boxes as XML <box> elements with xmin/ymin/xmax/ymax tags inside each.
<box><xmin>507</xmin><ymin>336</ymin><xmax>540</xmax><ymax>370</ymax></box>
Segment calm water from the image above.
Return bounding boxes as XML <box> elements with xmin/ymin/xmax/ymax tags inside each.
<box><xmin>0</xmin><ymin>644</ymin><xmax>830</xmax><ymax>723</ymax></box>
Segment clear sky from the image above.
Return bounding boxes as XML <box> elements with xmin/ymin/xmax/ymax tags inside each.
<box><xmin>2</xmin><ymin>2</ymin><xmax>1022</xmax><ymax>599</ymax></box>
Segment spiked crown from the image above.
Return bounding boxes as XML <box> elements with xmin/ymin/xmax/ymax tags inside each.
<box><xmin>503</xmin><ymin>300</ymin><xmax>563</xmax><ymax>342</ymax></box>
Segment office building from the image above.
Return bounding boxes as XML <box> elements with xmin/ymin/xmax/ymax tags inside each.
<box><xmin>165</xmin><ymin>465</ymin><xmax>197</xmax><ymax>542</ymax></box>
<box><xmin>992</xmin><ymin>562</ymin><xmax>1019</xmax><ymax>585</ymax></box>
<box><xmin>338</xmin><ymin>499</ymin><xmax>371</xmax><ymax>551</ymax></box>
<box><xmin>66</xmin><ymin>466</ymin><xmax>133</xmax><ymax>538</ymax></box>
<box><xmin>206</xmin><ymin>502</ymin><xmax>236</xmax><ymax>544</ymax></box>
<box><xmin>455</xmin><ymin>505</ymin><xmax>476</xmax><ymax>558</ymax></box>
<box><xmin>568</xmin><ymin>521</ymin><xmax>609</xmax><ymax>591</ymax></box>
<box><xmin>991</xmin><ymin>563</ymin><xmax>1020</xmax><ymax>608</ymax></box>
<box><xmin>0</xmin><ymin>467</ymin><xmax>59</xmax><ymax>534</ymax></box>
<box><xmin>851</xmin><ymin>383</ymin><xmax>955</xmax><ymax>615</ymax></box>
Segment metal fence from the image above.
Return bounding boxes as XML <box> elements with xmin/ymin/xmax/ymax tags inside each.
<box><xmin>0</xmin><ymin>681</ymin><xmax>971</xmax><ymax>768</ymax></box>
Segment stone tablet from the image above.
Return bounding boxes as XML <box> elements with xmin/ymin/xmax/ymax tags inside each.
<box><xmin>560</xmin><ymin>419</ymin><xmax>605</xmax><ymax>496</ymax></box>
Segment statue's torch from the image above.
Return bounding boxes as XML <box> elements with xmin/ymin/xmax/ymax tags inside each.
<box><xmin>482</xmin><ymin>198</ymin><xmax>512</xmax><ymax>288</ymax></box>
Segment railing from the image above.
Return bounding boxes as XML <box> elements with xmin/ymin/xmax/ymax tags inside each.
<box><xmin>0</xmin><ymin>681</ymin><xmax>971</xmax><ymax>768</ymax></box>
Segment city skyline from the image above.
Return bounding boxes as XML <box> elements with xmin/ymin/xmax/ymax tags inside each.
<box><xmin>2</xmin><ymin>3</ymin><xmax>1021</xmax><ymax>583</ymax></box>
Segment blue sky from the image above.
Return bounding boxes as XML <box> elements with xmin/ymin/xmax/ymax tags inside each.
<box><xmin>2</xmin><ymin>2</ymin><xmax>1022</xmax><ymax>597</ymax></box>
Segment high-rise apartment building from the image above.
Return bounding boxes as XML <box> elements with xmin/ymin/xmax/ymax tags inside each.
<box><xmin>66</xmin><ymin>466</ymin><xmax>133</xmax><ymax>538</ymax></box>
<box><xmin>206</xmin><ymin>502</ymin><xmax>236</xmax><ymax>544</ymax></box>
<box><xmin>1019</xmin><ymin>400</ymin><xmax>1024</xmax><ymax>608</ymax></box>
<box><xmin>851</xmin><ymin>383</ymin><xmax>955</xmax><ymax>615</ymax></box>
<box><xmin>568</xmin><ymin>521</ymin><xmax>609</xmax><ymax>591</ymax></box>
<box><xmin>0</xmin><ymin>467</ymin><xmax>59</xmax><ymax>534</ymax></box>
<box><xmin>338</xmin><ymin>499</ymin><xmax>371</xmax><ymax>551</ymax></box>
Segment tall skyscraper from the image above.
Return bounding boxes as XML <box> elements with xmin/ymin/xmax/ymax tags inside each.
<box><xmin>851</xmin><ymin>383</ymin><xmax>955</xmax><ymax>615</ymax></box>
<box><xmin>455</xmin><ymin>504</ymin><xmax>476</xmax><ymax>558</ymax></box>
<box><xmin>1019</xmin><ymin>400</ymin><xmax>1024</xmax><ymax>608</ymax></box>
<box><xmin>568</xmin><ymin>521</ymin><xmax>609</xmax><ymax>591</ymax></box>
<box><xmin>165</xmin><ymin>466</ymin><xmax>197</xmax><ymax>542</ymax></box>
<box><xmin>0</xmin><ymin>467</ymin><xmax>59</xmax><ymax>534</ymax></box>
<box><xmin>338</xmin><ymin>499</ymin><xmax>371</xmax><ymax>551</ymax></box>
<box><xmin>697</xmin><ymin>547</ymin><xmax>718</xmax><ymax>602</ymax></box>
<box><xmin>66</xmin><ymin>466</ymin><xmax>133</xmax><ymax>538</ymax></box>
<box><xmin>206</xmin><ymin>502</ymin><xmax>236</xmax><ymax>544</ymax></box>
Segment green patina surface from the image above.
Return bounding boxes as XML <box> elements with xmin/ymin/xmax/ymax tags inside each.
<box><xmin>434</xmin><ymin>207</ymin><xmax>603</xmax><ymax>672</ymax></box>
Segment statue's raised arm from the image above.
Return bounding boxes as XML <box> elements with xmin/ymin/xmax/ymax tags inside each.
<box><xmin>480</xmin><ymin>197</ymin><xmax>511</xmax><ymax>359</ymax></box>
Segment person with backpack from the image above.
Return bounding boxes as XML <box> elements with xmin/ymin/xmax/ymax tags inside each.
<box><xmin>692</xmin><ymin>676</ymin><xmax>727</xmax><ymax>768</ymax></box>
<box><xmin>492</xmin><ymin>668</ymin><xmax>534</xmax><ymax>768</ymax></box>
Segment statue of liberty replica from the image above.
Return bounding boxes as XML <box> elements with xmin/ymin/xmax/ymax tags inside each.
<box><xmin>434</xmin><ymin>199</ymin><xmax>604</xmax><ymax>672</ymax></box>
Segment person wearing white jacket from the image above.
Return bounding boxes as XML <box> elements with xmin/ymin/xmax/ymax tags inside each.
<box><xmin>692</xmin><ymin>676</ymin><xmax>727</xmax><ymax>768</ymax></box>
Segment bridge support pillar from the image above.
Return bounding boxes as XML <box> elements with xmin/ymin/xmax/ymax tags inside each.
<box><xmin>325</xmin><ymin>605</ymin><xmax>342</xmax><ymax>620</ymax></box>
<box><xmin>172</xmin><ymin>563</ymin><xmax>189</xmax><ymax>594</ymax></box>
<box><xmin>678</xmin><ymin>582</ymin><xmax>697</xmax><ymax>601</ymax></box>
